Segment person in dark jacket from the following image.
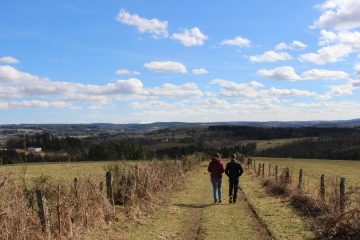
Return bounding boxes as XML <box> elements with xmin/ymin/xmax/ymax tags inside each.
<box><xmin>225</xmin><ymin>153</ymin><xmax>244</xmax><ymax>204</ymax></box>
<box><xmin>208</xmin><ymin>153</ymin><xmax>225</xmax><ymax>203</ymax></box>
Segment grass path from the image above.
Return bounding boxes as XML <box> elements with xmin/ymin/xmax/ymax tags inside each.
<box><xmin>88</xmin><ymin>162</ymin><xmax>312</xmax><ymax>240</ymax></box>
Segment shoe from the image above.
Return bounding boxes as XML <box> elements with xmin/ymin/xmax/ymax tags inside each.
<box><xmin>229</xmin><ymin>196</ymin><xmax>233</xmax><ymax>204</ymax></box>
<box><xmin>214</xmin><ymin>200</ymin><xmax>218</xmax><ymax>204</ymax></box>
<box><xmin>233</xmin><ymin>200</ymin><xmax>237</xmax><ymax>204</ymax></box>
<box><xmin>218</xmin><ymin>200</ymin><xmax>222</xmax><ymax>204</ymax></box>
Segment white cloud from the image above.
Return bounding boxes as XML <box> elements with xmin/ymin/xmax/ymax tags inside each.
<box><xmin>258</xmin><ymin>66</ymin><xmax>301</xmax><ymax>80</ymax></box>
<box><xmin>355</xmin><ymin>63</ymin><xmax>360</xmax><ymax>75</ymax></box>
<box><xmin>171</xmin><ymin>27</ymin><xmax>208</xmax><ymax>46</ymax></box>
<box><xmin>249</xmin><ymin>51</ymin><xmax>292</xmax><ymax>62</ymax></box>
<box><xmin>312</xmin><ymin>0</ymin><xmax>360</xmax><ymax>31</ymax></box>
<box><xmin>0</xmin><ymin>56</ymin><xmax>19</xmax><ymax>64</ymax></box>
<box><xmin>220</xmin><ymin>36</ymin><xmax>251</xmax><ymax>47</ymax></box>
<box><xmin>192</xmin><ymin>68</ymin><xmax>208</xmax><ymax>75</ymax></box>
<box><xmin>144</xmin><ymin>61</ymin><xmax>187</xmax><ymax>74</ymax></box>
<box><xmin>275</xmin><ymin>40</ymin><xmax>307</xmax><ymax>50</ymax></box>
<box><xmin>116</xmin><ymin>9</ymin><xmax>168</xmax><ymax>37</ymax></box>
<box><xmin>210</xmin><ymin>79</ymin><xmax>317</xmax><ymax>100</ymax></box>
<box><xmin>149</xmin><ymin>83</ymin><xmax>203</xmax><ymax>98</ymax></box>
<box><xmin>266</xmin><ymin>87</ymin><xmax>317</xmax><ymax>97</ymax></box>
<box><xmin>200</xmin><ymin>98</ymin><xmax>231</xmax><ymax>109</ymax></box>
<box><xmin>298</xmin><ymin>44</ymin><xmax>352</xmax><ymax>65</ymax></box>
<box><xmin>258</xmin><ymin>66</ymin><xmax>349</xmax><ymax>81</ymax></box>
<box><xmin>319</xmin><ymin>30</ymin><xmax>360</xmax><ymax>49</ymax></box>
<box><xmin>0</xmin><ymin>65</ymin><xmax>204</xmax><ymax>110</ymax></box>
<box><xmin>115</xmin><ymin>69</ymin><xmax>140</xmax><ymax>76</ymax></box>
<box><xmin>301</xmin><ymin>68</ymin><xmax>349</xmax><ymax>80</ymax></box>
<box><xmin>0</xmin><ymin>100</ymin><xmax>72</xmax><ymax>110</ymax></box>
<box><xmin>210</xmin><ymin>79</ymin><xmax>266</xmax><ymax>98</ymax></box>
<box><xmin>131</xmin><ymin>100</ymin><xmax>170</xmax><ymax>110</ymax></box>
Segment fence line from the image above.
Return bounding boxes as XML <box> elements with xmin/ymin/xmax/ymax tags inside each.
<box><xmin>244</xmin><ymin>157</ymin><xmax>356</xmax><ymax>212</ymax></box>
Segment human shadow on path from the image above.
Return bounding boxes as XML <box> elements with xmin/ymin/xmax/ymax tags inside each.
<box><xmin>174</xmin><ymin>203</ymin><xmax>217</xmax><ymax>209</ymax></box>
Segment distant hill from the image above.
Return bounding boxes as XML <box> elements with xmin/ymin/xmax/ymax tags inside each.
<box><xmin>1</xmin><ymin>118</ymin><xmax>360</xmax><ymax>135</ymax></box>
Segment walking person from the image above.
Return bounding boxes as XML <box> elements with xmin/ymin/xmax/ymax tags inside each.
<box><xmin>225</xmin><ymin>154</ymin><xmax>244</xmax><ymax>204</ymax></box>
<box><xmin>207</xmin><ymin>153</ymin><xmax>225</xmax><ymax>204</ymax></box>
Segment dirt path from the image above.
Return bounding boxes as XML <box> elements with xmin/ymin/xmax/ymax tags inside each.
<box><xmin>88</xmin><ymin>163</ymin><xmax>272</xmax><ymax>240</ymax></box>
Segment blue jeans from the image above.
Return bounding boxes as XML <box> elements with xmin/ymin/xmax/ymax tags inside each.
<box><xmin>211</xmin><ymin>178</ymin><xmax>222</xmax><ymax>202</ymax></box>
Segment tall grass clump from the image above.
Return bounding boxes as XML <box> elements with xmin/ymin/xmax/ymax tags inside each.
<box><xmin>0</xmin><ymin>173</ymin><xmax>114</xmax><ymax>240</ymax></box>
<box><xmin>107</xmin><ymin>153</ymin><xmax>206</xmax><ymax>216</ymax></box>
<box><xmin>253</xmin><ymin>164</ymin><xmax>360</xmax><ymax>239</ymax></box>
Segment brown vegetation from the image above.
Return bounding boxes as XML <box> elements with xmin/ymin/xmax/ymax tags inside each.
<box><xmin>253</xmin><ymin>164</ymin><xmax>360</xmax><ymax>239</ymax></box>
<box><xmin>0</xmin><ymin>153</ymin><xmax>205</xmax><ymax>239</ymax></box>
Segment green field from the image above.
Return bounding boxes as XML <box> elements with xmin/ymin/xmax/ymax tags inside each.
<box><xmin>253</xmin><ymin>157</ymin><xmax>360</xmax><ymax>193</ymax></box>
<box><xmin>0</xmin><ymin>161</ymin><xmax>138</xmax><ymax>183</ymax></box>
<box><xmin>253</xmin><ymin>138</ymin><xmax>314</xmax><ymax>151</ymax></box>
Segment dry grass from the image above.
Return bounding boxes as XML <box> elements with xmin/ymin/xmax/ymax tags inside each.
<box><xmin>253</xmin><ymin>164</ymin><xmax>360</xmax><ymax>239</ymax></box>
<box><xmin>0</xmin><ymin>173</ymin><xmax>114</xmax><ymax>240</ymax></box>
<box><xmin>0</xmin><ymin>153</ymin><xmax>205</xmax><ymax>239</ymax></box>
<box><xmin>107</xmin><ymin>153</ymin><xmax>206</xmax><ymax>218</ymax></box>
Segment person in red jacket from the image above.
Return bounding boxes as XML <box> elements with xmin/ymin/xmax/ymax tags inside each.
<box><xmin>208</xmin><ymin>153</ymin><xmax>225</xmax><ymax>203</ymax></box>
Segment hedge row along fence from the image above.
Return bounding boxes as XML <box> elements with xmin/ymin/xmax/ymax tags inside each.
<box><xmin>0</xmin><ymin>153</ymin><xmax>206</xmax><ymax>240</ymax></box>
<box><xmin>244</xmin><ymin>158</ymin><xmax>360</xmax><ymax>239</ymax></box>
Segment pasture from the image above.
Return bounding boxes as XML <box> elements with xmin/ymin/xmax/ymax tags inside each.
<box><xmin>253</xmin><ymin>157</ymin><xmax>360</xmax><ymax>193</ymax></box>
<box><xmin>0</xmin><ymin>160</ymin><xmax>138</xmax><ymax>183</ymax></box>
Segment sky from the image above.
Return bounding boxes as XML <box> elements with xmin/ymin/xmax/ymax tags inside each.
<box><xmin>0</xmin><ymin>0</ymin><xmax>360</xmax><ymax>123</ymax></box>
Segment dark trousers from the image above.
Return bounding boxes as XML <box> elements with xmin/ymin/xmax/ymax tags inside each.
<box><xmin>229</xmin><ymin>178</ymin><xmax>239</xmax><ymax>201</ymax></box>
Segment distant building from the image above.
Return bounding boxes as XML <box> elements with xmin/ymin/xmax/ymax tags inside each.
<box><xmin>28</xmin><ymin>147</ymin><xmax>42</xmax><ymax>153</ymax></box>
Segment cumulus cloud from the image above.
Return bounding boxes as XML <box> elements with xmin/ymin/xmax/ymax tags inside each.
<box><xmin>144</xmin><ymin>61</ymin><xmax>187</xmax><ymax>74</ymax></box>
<box><xmin>258</xmin><ymin>66</ymin><xmax>301</xmax><ymax>81</ymax></box>
<box><xmin>210</xmin><ymin>79</ymin><xmax>264</xmax><ymax>97</ymax></box>
<box><xmin>312</xmin><ymin>0</ymin><xmax>360</xmax><ymax>31</ymax></box>
<box><xmin>319</xmin><ymin>30</ymin><xmax>360</xmax><ymax>49</ymax></box>
<box><xmin>249</xmin><ymin>51</ymin><xmax>292</xmax><ymax>62</ymax></box>
<box><xmin>258</xmin><ymin>66</ymin><xmax>349</xmax><ymax>81</ymax></box>
<box><xmin>0</xmin><ymin>56</ymin><xmax>19</xmax><ymax>64</ymax></box>
<box><xmin>275</xmin><ymin>40</ymin><xmax>307</xmax><ymax>50</ymax></box>
<box><xmin>171</xmin><ymin>27</ymin><xmax>208</xmax><ymax>46</ymax></box>
<box><xmin>149</xmin><ymin>83</ymin><xmax>203</xmax><ymax>98</ymax></box>
<box><xmin>0</xmin><ymin>65</ymin><xmax>204</xmax><ymax>109</ymax></box>
<box><xmin>220</xmin><ymin>36</ymin><xmax>251</xmax><ymax>47</ymax></box>
<box><xmin>116</xmin><ymin>9</ymin><xmax>168</xmax><ymax>37</ymax></box>
<box><xmin>115</xmin><ymin>69</ymin><xmax>140</xmax><ymax>76</ymax></box>
<box><xmin>298</xmin><ymin>44</ymin><xmax>352</xmax><ymax>65</ymax></box>
<box><xmin>131</xmin><ymin>100</ymin><xmax>170</xmax><ymax>110</ymax></box>
<box><xmin>192</xmin><ymin>68</ymin><xmax>208</xmax><ymax>75</ymax></box>
<box><xmin>211</xmin><ymin>79</ymin><xmax>317</xmax><ymax>99</ymax></box>
<box><xmin>0</xmin><ymin>100</ymin><xmax>72</xmax><ymax>110</ymax></box>
<box><xmin>355</xmin><ymin>63</ymin><xmax>360</xmax><ymax>75</ymax></box>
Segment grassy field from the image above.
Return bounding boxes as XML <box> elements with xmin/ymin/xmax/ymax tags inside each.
<box><xmin>252</xmin><ymin>138</ymin><xmax>313</xmax><ymax>151</ymax></box>
<box><xmin>253</xmin><ymin>157</ymin><xmax>360</xmax><ymax>193</ymax></box>
<box><xmin>0</xmin><ymin>161</ymin><xmax>138</xmax><ymax>183</ymax></box>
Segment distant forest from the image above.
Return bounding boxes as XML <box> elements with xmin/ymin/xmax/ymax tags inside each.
<box><xmin>1</xmin><ymin>126</ymin><xmax>360</xmax><ymax>164</ymax></box>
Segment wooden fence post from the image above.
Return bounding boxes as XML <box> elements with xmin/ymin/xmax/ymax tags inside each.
<box><xmin>298</xmin><ymin>169</ymin><xmax>303</xmax><ymax>189</ymax></box>
<box><xmin>275</xmin><ymin>165</ymin><xmax>278</xmax><ymax>181</ymax></box>
<box><xmin>99</xmin><ymin>181</ymin><xmax>104</xmax><ymax>192</ymax></box>
<box><xmin>262</xmin><ymin>163</ymin><xmax>265</xmax><ymax>177</ymax></box>
<box><xmin>285</xmin><ymin>168</ymin><xmax>290</xmax><ymax>184</ymax></box>
<box><xmin>106</xmin><ymin>171</ymin><xmax>114</xmax><ymax>205</ymax></box>
<box><xmin>253</xmin><ymin>160</ymin><xmax>256</xmax><ymax>172</ymax></box>
<box><xmin>74</xmin><ymin>177</ymin><xmax>78</xmax><ymax>197</ymax></box>
<box><xmin>320</xmin><ymin>174</ymin><xmax>325</xmax><ymax>200</ymax></box>
<box><xmin>36</xmin><ymin>189</ymin><xmax>50</xmax><ymax>235</ymax></box>
<box><xmin>258</xmin><ymin>163</ymin><xmax>261</xmax><ymax>176</ymax></box>
<box><xmin>268</xmin><ymin>163</ymin><xmax>271</xmax><ymax>177</ymax></box>
<box><xmin>340</xmin><ymin>177</ymin><xmax>346</xmax><ymax>212</ymax></box>
<box><xmin>57</xmin><ymin>185</ymin><xmax>62</xmax><ymax>235</ymax></box>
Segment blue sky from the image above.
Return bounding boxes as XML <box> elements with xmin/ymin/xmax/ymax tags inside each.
<box><xmin>0</xmin><ymin>0</ymin><xmax>360</xmax><ymax>123</ymax></box>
